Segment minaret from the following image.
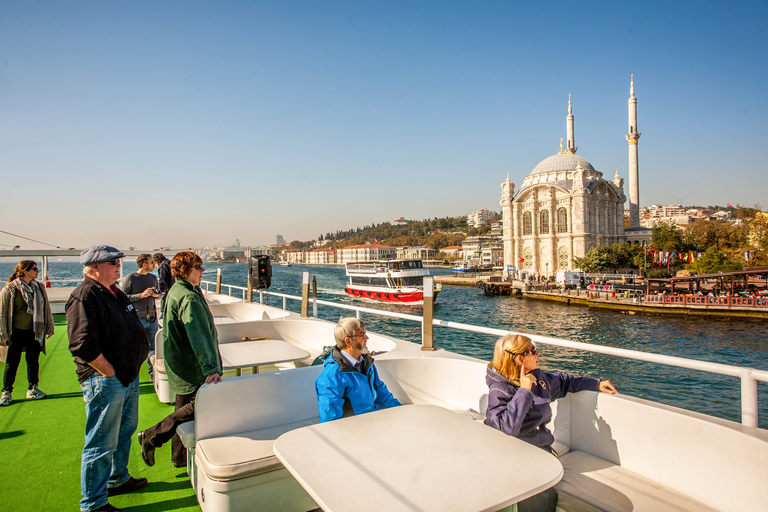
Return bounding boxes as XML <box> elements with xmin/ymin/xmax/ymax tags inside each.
<box><xmin>626</xmin><ymin>75</ymin><xmax>641</xmax><ymax>228</ymax></box>
<box><xmin>566</xmin><ymin>95</ymin><xmax>577</xmax><ymax>154</ymax></box>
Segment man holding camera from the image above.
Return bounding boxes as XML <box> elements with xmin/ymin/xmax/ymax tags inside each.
<box><xmin>121</xmin><ymin>254</ymin><xmax>159</xmax><ymax>380</ymax></box>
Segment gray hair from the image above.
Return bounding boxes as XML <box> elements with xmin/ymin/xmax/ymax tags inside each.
<box><xmin>334</xmin><ymin>317</ymin><xmax>364</xmax><ymax>349</ymax></box>
<box><xmin>82</xmin><ymin>264</ymin><xmax>94</xmax><ymax>277</ymax></box>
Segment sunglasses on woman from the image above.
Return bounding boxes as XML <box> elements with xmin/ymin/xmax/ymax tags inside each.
<box><xmin>192</xmin><ymin>264</ymin><xmax>204</xmax><ymax>271</ymax></box>
<box><xmin>505</xmin><ymin>346</ymin><xmax>539</xmax><ymax>357</ymax></box>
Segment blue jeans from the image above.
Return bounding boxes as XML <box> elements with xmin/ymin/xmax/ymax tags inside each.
<box><xmin>79</xmin><ymin>374</ymin><xmax>140</xmax><ymax>511</ymax></box>
<box><xmin>140</xmin><ymin>317</ymin><xmax>159</xmax><ymax>378</ymax></box>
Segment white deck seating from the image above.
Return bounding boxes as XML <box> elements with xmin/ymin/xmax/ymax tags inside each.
<box><xmin>183</xmin><ymin>351</ymin><xmax>768</xmax><ymax>512</ymax></box>
<box><xmin>549</xmin><ymin>391</ymin><xmax>768</xmax><ymax>512</ymax></box>
<box><xmin>151</xmin><ymin>328</ymin><xmax>175</xmax><ymax>404</ymax></box>
<box><xmin>190</xmin><ymin>365</ymin><xmax>323</xmax><ymax>512</ymax></box>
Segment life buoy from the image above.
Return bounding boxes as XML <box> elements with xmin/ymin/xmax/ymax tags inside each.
<box><xmin>387</xmin><ymin>272</ymin><xmax>391</xmax><ymax>278</ymax></box>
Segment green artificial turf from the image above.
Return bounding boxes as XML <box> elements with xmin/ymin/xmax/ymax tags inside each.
<box><xmin>0</xmin><ymin>315</ymin><xmax>199</xmax><ymax>512</ymax></box>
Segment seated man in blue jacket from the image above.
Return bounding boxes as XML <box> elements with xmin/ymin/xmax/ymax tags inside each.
<box><xmin>316</xmin><ymin>318</ymin><xmax>401</xmax><ymax>422</ymax></box>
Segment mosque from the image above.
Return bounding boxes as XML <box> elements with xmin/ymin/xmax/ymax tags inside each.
<box><xmin>500</xmin><ymin>77</ymin><xmax>641</xmax><ymax>277</ymax></box>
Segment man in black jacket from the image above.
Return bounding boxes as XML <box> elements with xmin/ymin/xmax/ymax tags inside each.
<box><xmin>67</xmin><ymin>245</ymin><xmax>149</xmax><ymax>512</ymax></box>
<box><xmin>152</xmin><ymin>252</ymin><xmax>175</xmax><ymax>310</ymax></box>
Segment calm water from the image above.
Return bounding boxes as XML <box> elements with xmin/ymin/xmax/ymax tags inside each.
<box><xmin>3</xmin><ymin>259</ymin><xmax>766</xmax><ymax>426</ymax></box>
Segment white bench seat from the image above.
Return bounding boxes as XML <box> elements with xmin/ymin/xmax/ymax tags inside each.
<box><xmin>556</xmin><ymin>450</ymin><xmax>719</xmax><ymax>512</ymax></box>
<box><xmin>196</xmin><ymin>418</ymin><xmax>319</xmax><ymax>482</ymax></box>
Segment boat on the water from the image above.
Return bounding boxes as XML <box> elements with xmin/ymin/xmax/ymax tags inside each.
<box><xmin>280</xmin><ymin>261</ymin><xmax>292</xmax><ymax>267</ymax></box>
<box><xmin>344</xmin><ymin>259</ymin><xmax>441</xmax><ymax>303</ymax></box>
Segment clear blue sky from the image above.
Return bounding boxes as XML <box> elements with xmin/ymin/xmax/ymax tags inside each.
<box><xmin>1</xmin><ymin>1</ymin><xmax>766</xmax><ymax>249</ymax></box>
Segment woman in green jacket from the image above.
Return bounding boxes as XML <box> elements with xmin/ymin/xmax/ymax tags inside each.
<box><xmin>137</xmin><ymin>252</ymin><xmax>221</xmax><ymax>468</ymax></box>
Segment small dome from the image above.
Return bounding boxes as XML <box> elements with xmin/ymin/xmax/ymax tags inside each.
<box><xmin>530</xmin><ymin>153</ymin><xmax>596</xmax><ymax>175</ymax></box>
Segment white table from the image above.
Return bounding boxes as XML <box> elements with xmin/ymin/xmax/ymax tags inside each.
<box><xmin>219</xmin><ymin>340</ymin><xmax>310</xmax><ymax>374</ymax></box>
<box><xmin>274</xmin><ymin>404</ymin><xmax>563</xmax><ymax>512</ymax></box>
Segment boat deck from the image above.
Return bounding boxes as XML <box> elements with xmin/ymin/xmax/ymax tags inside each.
<box><xmin>1</xmin><ymin>315</ymin><xmax>199</xmax><ymax>511</ymax></box>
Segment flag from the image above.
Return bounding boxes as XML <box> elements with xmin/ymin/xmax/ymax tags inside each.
<box><xmin>727</xmin><ymin>203</ymin><xmax>733</xmax><ymax>208</ymax></box>
<box><xmin>374</xmin><ymin>238</ymin><xmax>379</xmax><ymax>244</ymax></box>
<box><xmin>518</xmin><ymin>256</ymin><xmax>525</xmax><ymax>263</ymax></box>
<box><xmin>281</xmin><ymin>241</ymin><xmax>286</xmax><ymax>247</ymax></box>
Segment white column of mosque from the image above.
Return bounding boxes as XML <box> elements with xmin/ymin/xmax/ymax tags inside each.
<box><xmin>627</xmin><ymin>75</ymin><xmax>641</xmax><ymax>228</ymax></box>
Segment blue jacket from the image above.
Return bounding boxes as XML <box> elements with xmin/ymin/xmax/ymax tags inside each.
<box><xmin>315</xmin><ymin>347</ymin><xmax>401</xmax><ymax>422</ymax></box>
<box><xmin>484</xmin><ymin>366</ymin><xmax>598</xmax><ymax>449</ymax></box>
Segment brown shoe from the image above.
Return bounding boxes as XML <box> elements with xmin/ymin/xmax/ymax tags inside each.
<box><xmin>108</xmin><ymin>476</ymin><xmax>148</xmax><ymax>496</ymax></box>
<box><xmin>137</xmin><ymin>430</ymin><xmax>155</xmax><ymax>466</ymax></box>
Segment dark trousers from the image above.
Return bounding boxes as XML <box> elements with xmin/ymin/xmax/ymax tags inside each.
<box><xmin>3</xmin><ymin>329</ymin><xmax>41</xmax><ymax>392</ymax></box>
<box><xmin>143</xmin><ymin>390</ymin><xmax>197</xmax><ymax>465</ymax></box>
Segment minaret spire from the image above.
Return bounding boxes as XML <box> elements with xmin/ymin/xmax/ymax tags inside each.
<box><xmin>626</xmin><ymin>75</ymin><xmax>641</xmax><ymax>228</ymax></box>
<box><xmin>566</xmin><ymin>95</ymin><xmax>577</xmax><ymax>154</ymax></box>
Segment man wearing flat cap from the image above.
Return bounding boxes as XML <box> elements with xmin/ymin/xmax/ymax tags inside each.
<box><xmin>67</xmin><ymin>245</ymin><xmax>149</xmax><ymax>512</ymax></box>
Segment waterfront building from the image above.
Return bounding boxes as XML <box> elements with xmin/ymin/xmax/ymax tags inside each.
<box><xmin>396</xmin><ymin>246</ymin><xmax>437</xmax><ymax>260</ymax></box>
<box><xmin>337</xmin><ymin>243</ymin><xmax>396</xmax><ymax>263</ymax></box>
<box><xmin>285</xmin><ymin>250</ymin><xmax>305</xmax><ymax>263</ymax></box>
<box><xmin>440</xmin><ymin>245</ymin><xmax>463</xmax><ymax>259</ymax></box>
<box><xmin>466</xmin><ymin>208</ymin><xmax>495</xmax><ymax>228</ymax></box>
<box><xmin>500</xmin><ymin>90</ymin><xmax>629</xmax><ymax>277</ymax></box>
<box><xmin>393</xmin><ymin>217</ymin><xmax>409</xmax><ymax>226</ymax></box>
<box><xmin>306</xmin><ymin>248</ymin><xmax>336</xmax><ymax>264</ymax></box>
<box><xmin>461</xmin><ymin>236</ymin><xmax>499</xmax><ymax>264</ymax></box>
<box><xmin>246</xmin><ymin>247</ymin><xmax>277</xmax><ymax>258</ymax></box>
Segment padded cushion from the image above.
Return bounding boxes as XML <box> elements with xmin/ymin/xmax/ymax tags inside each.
<box><xmin>196</xmin><ymin>418</ymin><xmax>319</xmax><ymax>482</ymax></box>
<box><xmin>177</xmin><ymin>421</ymin><xmax>196</xmax><ymax>448</ymax></box>
<box><xmin>555</xmin><ymin>451</ymin><xmax>719</xmax><ymax>512</ymax></box>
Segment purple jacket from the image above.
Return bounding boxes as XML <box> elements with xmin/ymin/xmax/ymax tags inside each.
<box><xmin>484</xmin><ymin>366</ymin><xmax>599</xmax><ymax>449</ymax></box>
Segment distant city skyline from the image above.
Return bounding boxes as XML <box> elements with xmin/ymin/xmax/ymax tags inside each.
<box><xmin>1</xmin><ymin>1</ymin><xmax>766</xmax><ymax>250</ymax></box>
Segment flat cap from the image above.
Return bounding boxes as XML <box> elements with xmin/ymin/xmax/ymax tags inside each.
<box><xmin>80</xmin><ymin>245</ymin><xmax>124</xmax><ymax>265</ymax></box>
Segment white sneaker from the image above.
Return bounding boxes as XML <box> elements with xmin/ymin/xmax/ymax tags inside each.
<box><xmin>26</xmin><ymin>385</ymin><xmax>47</xmax><ymax>400</ymax></box>
<box><xmin>0</xmin><ymin>390</ymin><xmax>11</xmax><ymax>406</ymax></box>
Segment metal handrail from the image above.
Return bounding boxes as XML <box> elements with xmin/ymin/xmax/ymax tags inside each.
<box><xmin>201</xmin><ymin>278</ymin><xmax>766</xmax><ymax>427</ymax></box>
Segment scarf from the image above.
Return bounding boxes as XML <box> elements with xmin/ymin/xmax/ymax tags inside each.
<box><xmin>13</xmin><ymin>279</ymin><xmax>45</xmax><ymax>342</ymax></box>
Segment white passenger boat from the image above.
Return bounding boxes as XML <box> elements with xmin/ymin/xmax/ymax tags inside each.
<box><xmin>344</xmin><ymin>259</ymin><xmax>441</xmax><ymax>303</ymax></box>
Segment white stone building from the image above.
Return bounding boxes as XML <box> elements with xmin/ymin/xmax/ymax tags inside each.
<box><xmin>501</xmin><ymin>92</ymin><xmax>629</xmax><ymax>277</ymax></box>
<box><xmin>337</xmin><ymin>244</ymin><xmax>396</xmax><ymax>263</ymax></box>
<box><xmin>467</xmin><ymin>208</ymin><xmax>495</xmax><ymax>228</ymax></box>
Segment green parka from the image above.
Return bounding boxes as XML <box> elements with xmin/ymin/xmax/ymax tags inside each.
<box><xmin>163</xmin><ymin>279</ymin><xmax>221</xmax><ymax>395</ymax></box>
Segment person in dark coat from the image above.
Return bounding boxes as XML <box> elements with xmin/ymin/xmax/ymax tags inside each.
<box><xmin>484</xmin><ymin>334</ymin><xmax>618</xmax><ymax>512</ymax></box>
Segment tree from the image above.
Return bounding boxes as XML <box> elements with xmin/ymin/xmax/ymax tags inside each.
<box><xmin>686</xmin><ymin>247</ymin><xmax>744</xmax><ymax>274</ymax></box>
<box><xmin>651</xmin><ymin>222</ymin><xmax>687</xmax><ymax>252</ymax></box>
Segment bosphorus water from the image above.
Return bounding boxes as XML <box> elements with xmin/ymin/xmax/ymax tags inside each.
<box><xmin>2</xmin><ymin>259</ymin><xmax>766</xmax><ymax>427</ymax></box>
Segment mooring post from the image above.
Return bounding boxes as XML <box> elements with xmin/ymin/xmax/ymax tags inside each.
<box><xmin>312</xmin><ymin>276</ymin><xmax>318</xmax><ymax>318</ymax></box>
<box><xmin>421</xmin><ymin>276</ymin><xmax>435</xmax><ymax>351</ymax></box>
<box><xmin>301</xmin><ymin>271</ymin><xmax>310</xmax><ymax>317</ymax></box>
<box><xmin>216</xmin><ymin>268</ymin><xmax>222</xmax><ymax>294</ymax></box>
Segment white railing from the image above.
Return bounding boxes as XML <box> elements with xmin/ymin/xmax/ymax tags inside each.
<box><xmin>201</xmin><ymin>278</ymin><xmax>768</xmax><ymax>427</ymax></box>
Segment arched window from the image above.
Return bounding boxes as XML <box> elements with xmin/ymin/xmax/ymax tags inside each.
<box><xmin>523</xmin><ymin>212</ymin><xmax>532</xmax><ymax>236</ymax></box>
<box><xmin>557</xmin><ymin>208</ymin><xmax>568</xmax><ymax>233</ymax></box>
<box><xmin>540</xmin><ymin>210</ymin><xmax>550</xmax><ymax>234</ymax></box>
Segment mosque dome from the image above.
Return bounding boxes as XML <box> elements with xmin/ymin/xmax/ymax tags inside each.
<box><xmin>530</xmin><ymin>153</ymin><xmax>596</xmax><ymax>175</ymax></box>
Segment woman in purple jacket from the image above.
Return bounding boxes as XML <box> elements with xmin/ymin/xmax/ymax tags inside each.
<box><xmin>484</xmin><ymin>334</ymin><xmax>618</xmax><ymax>512</ymax></box>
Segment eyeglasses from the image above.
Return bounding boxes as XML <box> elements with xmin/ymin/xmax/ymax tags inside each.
<box><xmin>105</xmin><ymin>260</ymin><xmax>121</xmax><ymax>266</ymax></box>
<box><xmin>192</xmin><ymin>265</ymin><xmax>204</xmax><ymax>271</ymax></box>
<box><xmin>352</xmin><ymin>332</ymin><xmax>368</xmax><ymax>339</ymax></box>
<box><xmin>29</xmin><ymin>267</ymin><xmax>39</xmax><ymax>271</ymax></box>
<box><xmin>505</xmin><ymin>346</ymin><xmax>538</xmax><ymax>357</ymax></box>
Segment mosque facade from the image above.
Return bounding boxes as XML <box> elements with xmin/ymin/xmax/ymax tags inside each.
<box><xmin>500</xmin><ymin>80</ymin><xmax>640</xmax><ymax>276</ymax></box>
